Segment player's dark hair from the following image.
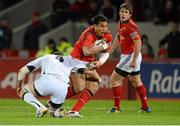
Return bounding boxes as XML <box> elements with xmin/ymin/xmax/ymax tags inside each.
<box><xmin>120</xmin><ymin>3</ymin><xmax>133</xmax><ymax>14</ymax></box>
<box><xmin>91</xmin><ymin>15</ymin><xmax>108</xmax><ymax>25</ymax></box>
<box><xmin>53</xmin><ymin>51</ymin><xmax>63</xmax><ymax>56</ymax></box>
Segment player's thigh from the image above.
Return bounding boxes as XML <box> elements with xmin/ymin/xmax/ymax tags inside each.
<box><xmin>85</xmin><ymin>81</ymin><xmax>99</xmax><ymax>94</ymax></box>
<box><xmin>110</xmin><ymin>70</ymin><xmax>125</xmax><ymax>87</ymax></box>
<box><xmin>34</xmin><ymin>74</ymin><xmax>63</xmax><ymax>96</ymax></box>
<box><xmin>128</xmin><ymin>74</ymin><xmax>142</xmax><ymax>87</ymax></box>
<box><xmin>70</xmin><ymin>73</ymin><xmax>86</xmax><ymax>93</ymax></box>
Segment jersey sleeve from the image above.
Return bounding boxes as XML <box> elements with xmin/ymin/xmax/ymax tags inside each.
<box><xmin>26</xmin><ymin>56</ymin><xmax>44</xmax><ymax>69</ymax></box>
<box><xmin>82</xmin><ymin>33</ymin><xmax>94</xmax><ymax>47</ymax></box>
<box><xmin>128</xmin><ymin>26</ymin><xmax>141</xmax><ymax>41</ymax></box>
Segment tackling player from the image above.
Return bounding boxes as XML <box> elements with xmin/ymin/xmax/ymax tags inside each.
<box><xmin>16</xmin><ymin>53</ymin><xmax>100</xmax><ymax>118</ymax></box>
<box><xmin>108</xmin><ymin>3</ymin><xmax>151</xmax><ymax>113</ymax></box>
<box><xmin>66</xmin><ymin>15</ymin><xmax>112</xmax><ymax>117</ymax></box>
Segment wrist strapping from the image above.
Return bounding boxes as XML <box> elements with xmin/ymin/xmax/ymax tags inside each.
<box><xmin>99</xmin><ymin>52</ymin><xmax>109</xmax><ymax>65</ymax></box>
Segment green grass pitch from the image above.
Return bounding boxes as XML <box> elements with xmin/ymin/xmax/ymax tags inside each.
<box><xmin>0</xmin><ymin>99</ymin><xmax>180</xmax><ymax>125</ymax></box>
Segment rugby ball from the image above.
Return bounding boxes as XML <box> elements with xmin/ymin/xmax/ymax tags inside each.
<box><xmin>93</xmin><ymin>40</ymin><xmax>106</xmax><ymax>47</ymax></box>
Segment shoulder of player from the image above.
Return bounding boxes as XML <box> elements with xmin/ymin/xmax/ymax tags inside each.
<box><xmin>128</xmin><ymin>19</ymin><xmax>139</xmax><ymax>29</ymax></box>
<box><xmin>82</xmin><ymin>31</ymin><xmax>94</xmax><ymax>40</ymax></box>
<box><xmin>124</xmin><ymin>23</ymin><xmax>139</xmax><ymax>33</ymax></box>
<box><xmin>81</xmin><ymin>30</ymin><xmax>97</xmax><ymax>43</ymax></box>
<box><xmin>41</xmin><ymin>54</ymin><xmax>55</xmax><ymax>60</ymax></box>
<box><xmin>82</xmin><ymin>26</ymin><xmax>94</xmax><ymax>36</ymax></box>
<box><xmin>83</xmin><ymin>26</ymin><xmax>94</xmax><ymax>34</ymax></box>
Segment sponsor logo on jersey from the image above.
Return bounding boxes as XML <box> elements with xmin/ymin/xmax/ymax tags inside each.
<box><xmin>120</xmin><ymin>27</ymin><xmax>126</xmax><ymax>31</ymax></box>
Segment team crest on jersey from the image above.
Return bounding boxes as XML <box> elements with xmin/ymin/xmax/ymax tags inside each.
<box><xmin>120</xmin><ymin>27</ymin><xmax>126</xmax><ymax>31</ymax></box>
<box><xmin>130</xmin><ymin>32</ymin><xmax>138</xmax><ymax>39</ymax></box>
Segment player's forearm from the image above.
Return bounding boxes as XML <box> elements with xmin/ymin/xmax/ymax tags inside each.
<box><xmin>17</xmin><ymin>66</ymin><xmax>30</xmax><ymax>97</ymax></box>
<box><xmin>111</xmin><ymin>33</ymin><xmax>118</xmax><ymax>52</ymax></box>
<box><xmin>18</xmin><ymin>80</ymin><xmax>23</xmax><ymax>87</ymax></box>
<box><xmin>17</xmin><ymin>66</ymin><xmax>30</xmax><ymax>85</ymax></box>
<box><xmin>132</xmin><ymin>39</ymin><xmax>141</xmax><ymax>62</ymax></box>
<box><xmin>83</xmin><ymin>46</ymin><xmax>107</xmax><ymax>56</ymax></box>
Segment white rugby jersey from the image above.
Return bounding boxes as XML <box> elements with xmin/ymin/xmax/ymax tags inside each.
<box><xmin>26</xmin><ymin>54</ymin><xmax>74</xmax><ymax>83</ymax></box>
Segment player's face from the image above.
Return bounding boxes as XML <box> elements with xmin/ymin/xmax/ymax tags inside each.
<box><xmin>119</xmin><ymin>8</ymin><xmax>132</xmax><ymax>22</ymax></box>
<box><xmin>94</xmin><ymin>21</ymin><xmax>108</xmax><ymax>37</ymax></box>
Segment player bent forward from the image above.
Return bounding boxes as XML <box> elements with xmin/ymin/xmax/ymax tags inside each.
<box><xmin>16</xmin><ymin>53</ymin><xmax>100</xmax><ymax>118</ymax></box>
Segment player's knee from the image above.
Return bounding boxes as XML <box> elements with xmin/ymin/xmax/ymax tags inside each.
<box><xmin>131</xmin><ymin>82</ymin><xmax>138</xmax><ymax>87</ymax></box>
<box><xmin>130</xmin><ymin>79</ymin><xmax>141</xmax><ymax>87</ymax></box>
<box><xmin>77</xmin><ymin>86</ymin><xmax>85</xmax><ymax>93</ymax></box>
<box><xmin>133</xmin><ymin>82</ymin><xmax>142</xmax><ymax>87</ymax></box>
<box><xmin>86</xmin><ymin>82</ymin><xmax>99</xmax><ymax>94</ymax></box>
<box><xmin>74</xmin><ymin>84</ymin><xmax>85</xmax><ymax>93</ymax></box>
<box><xmin>110</xmin><ymin>78</ymin><xmax>122</xmax><ymax>87</ymax></box>
<box><xmin>110</xmin><ymin>78</ymin><xmax>115</xmax><ymax>86</ymax></box>
<box><xmin>87</xmin><ymin>88</ymin><xmax>98</xmax><ymax>95</ymax></box>
<box><xmin>72</xmin><ymin>77</ymin><xmax>86</xmax><ymax>93</ymax></box>
<box><xmin>110</xmin><ymin>73</ymin><xmax>119</xmax><ymax>87</ymax></box>
<box><xmin>91</xmin><ymin>85</ymin><xmax>99</xmax><ymax>94</ymax></box>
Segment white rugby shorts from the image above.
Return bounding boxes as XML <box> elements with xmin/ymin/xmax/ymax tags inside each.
<box><xmin>116</xmin><ymin>53</ymin><xmax>142</xmax><ymax>73</ymax></box>
<box><xmin>34</xmin><ymin>74</ymin><xmax>68</xmax><ymax>104</ymax></box>
<box><xmin>67</xmin><ymin>55</ymin><xmax>89</xmax><ymax>73</ymax></box>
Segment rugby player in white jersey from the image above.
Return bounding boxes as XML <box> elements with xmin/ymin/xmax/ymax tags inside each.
<box><xmin>16</xmin><ymin>53</ymin><xmax>100</xmax><ymax>118</ymax></box>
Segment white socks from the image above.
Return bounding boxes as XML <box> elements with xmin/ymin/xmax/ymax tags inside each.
<box><xmin>23</xmin><ymin>92</ymin><xmax>46</xmax><ymax>110</ymax></box>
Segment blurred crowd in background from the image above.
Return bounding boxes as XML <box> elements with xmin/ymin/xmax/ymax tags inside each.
<box><xmin>0</xmin><ymin>0</ymin><xmax>180</xmax><ymax>60</ymax></box>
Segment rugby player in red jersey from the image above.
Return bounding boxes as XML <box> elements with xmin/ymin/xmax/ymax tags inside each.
<box><xmin>66</xmin><ymin>15</ymin><xmax>112</xmax><ymax>117</ymax></box>
<box><xmin>108</xmin><ymin>3</ymin><xmax>151</xmax><ymax>113</ymax></box>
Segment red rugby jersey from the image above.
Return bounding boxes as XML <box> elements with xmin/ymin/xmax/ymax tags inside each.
<box><xmin>118</xmin><ymin>19</ymin><xmax>141</xmax><ymax>54</ymax></box>
<box><xmin>70</xmin><ymin>26</ymin><xmax>112</xmax><ymax>62</ymax></box>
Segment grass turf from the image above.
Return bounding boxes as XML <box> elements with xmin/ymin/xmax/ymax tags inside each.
<box><xmin>0</xmin><ymin>99</ymin><xmax>180</xmax><ymax>125</ymax></box>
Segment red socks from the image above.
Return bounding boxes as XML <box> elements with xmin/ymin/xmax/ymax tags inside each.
<box><xmin>112</xmin><ymin>86</ymin><xmax>122</xmax><ymax>110</ymax></box>
<box><xmin>66</xmin><ymin>85</ymin><xmax>77</xmax><ymax>99</ymax></box>
<box><xmin>71</xmin><ymin>89</ymin><xmax>93</xmax><ymax>112</ymax></box>
<box><xmin>136</xmin><ymin>85</ymin><xmax>149</xmax><ymax>109</ymax></box>
<box><xmin>112</xmin><ymin>84</ymin><xmax>149</xmax><ymax>110</ymax></box>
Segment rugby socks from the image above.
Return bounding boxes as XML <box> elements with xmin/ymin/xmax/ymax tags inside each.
<box><xmin>71</xmin><ymin>89</ymin><xmax>93</xmax><ymax>112</ymax></box>
<box><xmin>23</xmin><ymin>92</ymin><xmax>46</xmax><ymax>110</ymax></box>
<box><xmin>136</xmin><ymin>84</ymin><xmax>149</xmax><ymax>109</ymax></box>
<box><xmin>66</xmin><ymin>85</ymin><xmax>77</xmax><ymax>99</ymax></box>
<box><xmin>112</xmin><ymin>86</ymin><xmax>122</xmax><ymax>110</ymax></box>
